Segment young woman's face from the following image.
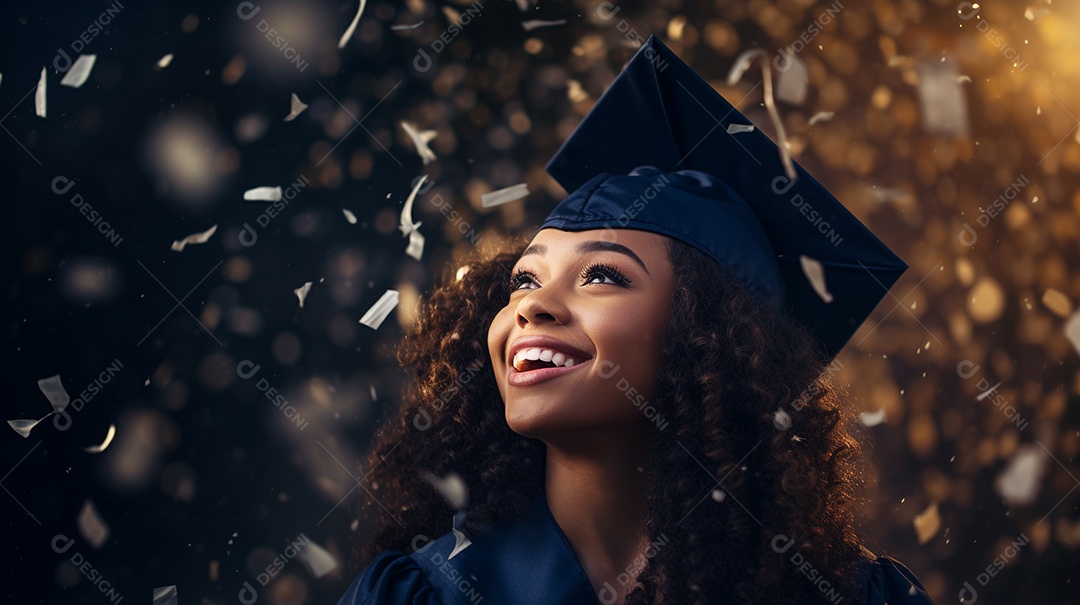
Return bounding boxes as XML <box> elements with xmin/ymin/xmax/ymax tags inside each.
<box><xmin>486</xmin><ymin>228</ymin><xmax>675</xmax><ymax>440</ymax></box>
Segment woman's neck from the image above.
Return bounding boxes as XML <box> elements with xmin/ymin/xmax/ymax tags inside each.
<box><xmin>543</xmin><ymin>425</ymin><xmax>655</xmax><ymax>602</ymax></box>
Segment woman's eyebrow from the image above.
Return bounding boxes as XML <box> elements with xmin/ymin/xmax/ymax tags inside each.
<box><xmin>518</xmin><ymin>240</ymin><xmax>650</xmax><ymax>276</ymax></box>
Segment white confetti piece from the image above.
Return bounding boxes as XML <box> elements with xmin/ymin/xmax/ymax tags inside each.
<box><xmin>400</xmin><ymin>121</ymin><xmax>437</xmax><ymax>164</ymax></box>
<box><xmin>711</xmin><ymin>489</ymin><xmax>726</xmax><ymax>502</ymax></box>
<box><xmin>284</xmin><ymin>93</ymin><xmax>308</xmax><ymax>122</ymax></box>
<box><xmin>399</xmin><ymin>175</ymin><xmax>426</xmax><ymax>236</ymax></box>
<box><xmin>342</xmin><ymin>208</ymin><xmax>358</xmax><ymax>224</ymax></box>
<box><xmin>521</xmin><ymin>19</ymin><xmax>567</xmax><ymax>31</ymax></box>
<box><xmin>799</xmin><ymin>255</ymin><xmax>833</xmax><ymax>303</ymax></box>
<box><xmin>38</xmin><ymin>374</ymin><xmax>70</xmax><ymax>412</ymax></box>
<box><xmin>83</xmin><ymin>424</ymin><xmax>117</xmax><ymax>454</ymax></box>
<box><xmin>916</xmin><ymin>56</ymin><xmax>969</xmax><ymax>136</ymax></box>
<box><xmin>860</xmin><ymin>408</ymin><xmax>886</xmax><ymax>427</ymax></box>
<box><xmin>7</xmin><ymin>416</ymin><xmax>50</xmax><ymax>438</ymax></box>
<box><xmin>78</xmin><ymin>499</ymin><xmax>110</xmax><ymax>549</ymax></box>
<box><xmin>152</xmin><ymin>585</ymin><xmax>178</xmax><ymax>605</ymax></box>
<box><xmin>772</xmin><ymin>409</ymin><xmax>791</xmax><ymax>430</ymax></box>
<box><xmin>449</xmin><ymin>527</ymin><xmax>472</xmax><ymax>559</ymax></box>
<box><xmin>243</xmin><ymin>186</ymin><xmax>282</xmax><ymax>201</ymax></box>
<box><xmin>912</xmin><ymin>502</ymin><xmax>940</xmax><ymax>545</ymax></box>
<box><xmin>338</xmin><ymin>0</ymin><xmax>368</xmax><ymax>49</ymax></box>
<box><xmin>808</xmin><ymin>111</ymin><xmax>834</xmax><ymax>125</ymax></box>
<box><xmin>60</xmin><ymin>54</ymin><xmax>97</xmax><ymax>88</ymax></box>
<box><xmin>1065</xmin><ymin>310</ymin><xmax>1080</xmax><ymax>356</ymax></box>
<box><xmin>298</xmin><ymin>540</ymin><xmax>339</xmax><ymax>578</ymax></box>
<box><xmin>481</xmin><ymin>183</ymin><xmax>529</xmax><ymax>208</ymax></box>
<box><xmin>359</xmin><ymin>289</ymin><xmax>399</xmax><ymax>330</ymax></box>
<box><xmin>171</xmin><ymin>224</ymin><xmax>218</xmax><ymax>251</ymax></box>
<box><xmin>35</xmin><ymin>67</ymin><xmax>46</xmax><ymax>118</ymax></box>
<box><xmin>423</xmin><ymin>471</ymin><xmax>468</xmax><ymax>510</ymax></box>
<box><xmin>390</xmin><ymin>21</ymin><xmax>423</xmax><ymax>30</ymax></box>
<box><xmin>775</xmin><ymin>52</ymin><xmax>808</xmax><ymax>105</ymax></box>
<box><xmin>726</xmin><ymin>123</ymin><xmax>755</xmax><ymax>134</ymax></box>
<box><xmin>295</xmin><ymin>281</ymin><xmax>313</xmax><ymax>308</ymax></box>
<box><xmin>725</xmin><ymin>49</ymin><xmax>796</xmax><ymax>181</ymax></box>
<box><xmin>955</xmin><ymin>74</ymin><xmax>972</xmax><ymax>83</ymax></box>
<box><xmin>405</xmin><ymin>229</ymin><xmax>424</xmax><ymax>261</ymax></box>
<box><xmin>996</xmin><ymin>444</ymin><xmax>1047</xmax><ymax>506</ymax></box>
<box><xmin>157</xmin><ymin>53</ymin><xmax>174</xmax><ymax>69</ymax></box>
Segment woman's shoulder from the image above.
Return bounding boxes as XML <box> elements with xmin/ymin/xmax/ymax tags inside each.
<box><xmin>336</xmin><ymin>549</ymin><xmax>447</xmax><ymax>605</ymax></box>
<box><xmin>855</xmin><ymin>547</ymin><xmax>935</xmax><ymax>605</ymax></box>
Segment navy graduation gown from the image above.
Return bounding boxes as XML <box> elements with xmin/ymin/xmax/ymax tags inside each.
<box><xmin>337</xmin><ymin>493</ymin><xmax>935</xmax><ymax>605</ymax></box>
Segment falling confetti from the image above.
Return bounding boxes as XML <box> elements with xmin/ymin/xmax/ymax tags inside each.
<box><xmin>481</xmin><ymin>183</ymin><xmax>529</xmax><ymax>208</ymax></box>
<box><xmin>423</xmin><ymin>471</ymin><xmax>468</xmax><ymax>510</ymax></box>
<box><xmin>860</xmin><ymin>408</ymin><xmax>887</xmax><ymax>427</ymax></box>
<box><xmin>243</xmin><ymin>186</ymin><xmax>282</xmax><ymax>202</ymax></box>
<box><xmin>338</xmin><ymin>0</ymin><xmax>368</xmax><ymax>49</ymax></box>
<box><xmin>912</xmin><ymin>501</ymin><xmax>940</xmax><ymax>545</ymax></box>
<box><xmin>521</xmin><ymin>19</ymin><xmax>567</xmax><ymax>31</ymax></box>
<box><xmin>725</xmin><ymin>49</ymin><xmax>796</xmax><ymax>181</ymax></box>
<box><xmin>808</xmin><ymin>111</ymin><xmax>834</xmax><ymax>125</ymax></box>
<box><xmin>295</xmin><ymin>282</ymin><xmax>313</xmax><ymax>308</ymax></box>
<box><xmin>401</xmin><ymin>121</ymin><xmax>437</xmax><ymax>164</ymax></box>
<box><xmin>711</xmin><ymin>489</ymin><xmax>726</xmax><ymax>502</ymax></box>
<box><xmin>799</xmin><ymin>255</ymin><xmax>834</xmax><ymax>303</ymax></box>
<box><xmin>390</xmin><ymin>22</ymin><xmax>424</xmax><ymax>30</ymax></box>
<box><xmin>35</xmin><ymin>67</ymin><xmax>46</xmax><ymax>118</ymax></box>
<box><xmin>359</xmin><ymin>289</ymin><xmax>399</xmax><ymax>329</ymax></box>
<box><xmin>156</xmin><ymin>53</ymin><xmax>174</xmax><ymax>69</ymax></box>
<box><xmin>449</xmin><ymin>527</ymin><xmax>472</xmax><ymax>559</ymax></box>
<box><xmin>38</xmin><ymin>375</ymin><xmax>71</xmax><ymax>412</ymax></box>
<box><xmin>7</xmin><ymin>416</ymin><xmax>51</xmax><ymax>438</ymax></box>
<box><xmin>342</xmin><ymin>208</ymin><xmax>358</xmax><ymax>224</ymax></box>
<box><xmin>916</xmin><ymin>56</ymin><xmax>969</xmax><ymax>136</ymax></box>
<box><xmin>284</xmin><ymin>93</ymin><xmax>308</xmax><ymax>122</ymax></box>
<box><xmin>83</xmin><ymin>424</ymin><xmax>117</xmax><ymax>454</ymax></box>
<box><xmin>399</xmin><ymin>175</ymin><xmax>426</xmax><ymax>236</ymax></box>
<box><xmin>996</xmin><ymin>445</ymin><xmax>1047</xmax><ymax>506</ymax></box>
<box><xmin>298</xmin><ymin>540</ymin><xmax>339</xmax><ymax>578</ymax></box>
<box><xmin>405</xmin><ymin>229</ymin><xmax>425</xmax><ymax>261</ymax></box>
<box><xmin>60</xmin><ymin>54</ymin><xmax>97</xmax><ymax>88</ymax></box>
<box><xmin>171</xmin><ymin>224</ymin><xmax>218</xmax><ymax>251</ymax></box>
<box><xmin>1065</xmin><ymin>310</ymin><xmax>1080</xmax><ymax>356</ymax></box>
<box><xmin>775</xmin><ymin>52</ymin><xmax>808</xmax><ymax>105</ymax></box>
<box><xmin>726</xmin><ymin>123</ymin><xmax>755</xmax><ymax>134</ymax></box>
<box><xmin>77</xmin><ymin>500</ymin><xmax>110</xmax><ymax>549</ymax></box>
<box><xmin>152</xmin><ymin>585</ymin><xmax>178</xmax><ymax>605</ymax></box>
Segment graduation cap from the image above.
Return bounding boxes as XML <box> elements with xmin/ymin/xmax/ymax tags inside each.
<box><xmin>537</xmin><ymin>35</ymin><xmax>908</xmax><ymax>363</ymax></box>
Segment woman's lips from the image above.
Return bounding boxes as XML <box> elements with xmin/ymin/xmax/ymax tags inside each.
<box><xmin>508</xmin><ymin>357</ymin><xmax>593</xmax><ymax>387</ymax></box>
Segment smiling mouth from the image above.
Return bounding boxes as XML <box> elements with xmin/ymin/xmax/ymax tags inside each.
<box><xmin>511</xmin><ymin>348</ymin><xmax>592</xmax><ymax>372</ymax></box>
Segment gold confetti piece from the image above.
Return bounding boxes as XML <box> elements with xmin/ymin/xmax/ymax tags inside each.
<box><xmin>912</xmin><ymin>501</ymin><xmax>940</xmax><ymax>545</ymax></box>
<box><xmin>156</xmin><ymin>53</ymin><xmax>174</xmax><ymax>69</ymax></box>
<box><xmin>298</xmin><ymin>540</ymin><xmax>339</xmax><ymax>578</ymax></box>
<box><xmin>996</xmin><ymin>445</ymin><xmax>1047</xmax><ymax>506</ymax></box>
<box><xmin>342</xmin><ymin>208</ymin><xmax>358</xmax><ymax>224</ymax></box>
<box><xmin>799</xmin><ymin>255</ymin><xmax>834</xmax><ymax>303</ymax></box>
<box><xmin>390</xmin><ymin>22</ymin><xmax>423</xmax><ymax>30</ymax></box>
<box><xmin>83</xmin><ymin>424</ymin><xmax>116</xmax><ymax>454</ymax></box>
<box><xmin>77</xmin><ymin>499</ymin><xmax>110</xmax><ymax>549</ymax></box>
<box><xmin>35</xmin><ymin>67</ymin><xmax>46</xmax><ymax>118</ymax></box>
<box><xmin>726</xmin><ymin>123</ymin><xmax>755</xmax><ymax>134</ymax></box>
<box><xmin>295</xmin><ymin>282</ymin><xmax>313</xmax><ymax>308</ymax></box>
<box><xmin>808</xmin><ymin>111</ymin><xmax>835</xmax><ymax>125</ymax></box>
<box><xmin>1065</xmin><ymin>310</ymin><xmax>1080</xmax><ymax>357</ymax></box>
<box><xmin>725</xmin><ymin>49</ymin><xmax>796</xmax><ymax>181</ymax></box>
<box><xmin>243</xmin><ymin>186</ymin><xmax>281</xmax><ymax>201</ymax></box>
<box><xmin>171</xmin><ymin>224</ymin><xmax>218</xmax><ymax>251</ymax></box>
<box><xmin>481</xmin><ymin>183</ymin><xmax>529</xmax><ymax>207</ymax></box>
<box><xmin>359</xmin><ymin>289</ymin><xmax>399</xmax><ymax>329</ymax></box>
<box><xmin>401</xmin><ymin>121</ymin><xmax>437</xmax><ymax>164</ymax></box>
<box><xmin>338</xmin><ymin>0</ymin><xmax>368</xmax><ymax>48</ymax></box>
<box><xmin>405</xmin><ymin>229</ymin><xmax>424</xmax><ymax>261</ymax></box>
<box><xmin>284</xmin><ymin>93</ymin><xmax>308</xmax><ymax>122</ymax></box>
<box><xmin>60</xmin><ymin>54</ymin><xmax>97</xmax><ymax>88</ymax></box>
<box><xmin>1042</xmin><ymin>289</ymin><xmax>1073</xmax><ymax>318</ymax></box>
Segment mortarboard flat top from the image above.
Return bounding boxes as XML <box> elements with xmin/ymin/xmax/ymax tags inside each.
<box><xmin>538</xmin><ymin>35</ymin><xmax>908</xmax><ymax>363</ymax></box>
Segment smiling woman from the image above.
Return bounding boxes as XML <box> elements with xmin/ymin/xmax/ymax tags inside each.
<box><xmin>337</xmin><ymin>37</ymin><xmax>934</xmax><ymax>605</ymax></box>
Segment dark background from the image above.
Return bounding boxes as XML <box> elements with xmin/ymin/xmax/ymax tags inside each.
<box><xmin>2</xmin><ymin>0</ymin><xmax>1078</xmax><ymax>603</ymax></box>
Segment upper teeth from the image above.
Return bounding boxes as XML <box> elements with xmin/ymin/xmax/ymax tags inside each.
<box><xmin>513</xmin><ymin>347</ymin><xmax>586</xmax><ymax>370</ymax></box>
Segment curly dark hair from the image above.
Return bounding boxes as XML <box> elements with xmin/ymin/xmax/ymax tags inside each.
<box><xmin>352</xmin><ymin>233</ymin><xmax>878</xmax><ymax>604</ymax></box>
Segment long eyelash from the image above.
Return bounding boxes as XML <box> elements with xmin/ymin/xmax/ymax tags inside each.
<box><xmin>580</xmin><ymin>261</ymin><xmax>632</xmax><ymax>286</ymax></box>
<box><xmin>509</xmin><ymin>268</ymin><xmax>536</xmax><ymax>290</ymax></box>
